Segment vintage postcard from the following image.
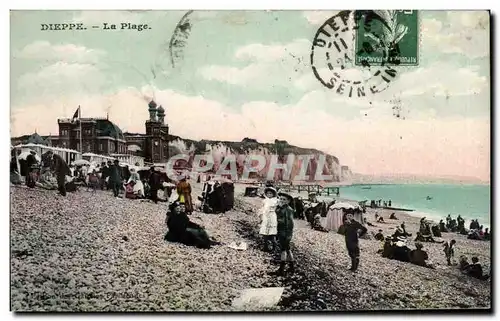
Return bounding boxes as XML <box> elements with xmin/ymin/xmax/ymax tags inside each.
<box><xmin>10</xmin><ymin>10</ymin><xmax>491</xmax><ymax>312</ymax></box>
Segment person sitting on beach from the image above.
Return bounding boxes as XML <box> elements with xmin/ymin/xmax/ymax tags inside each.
<box><xmin>443</xmin><ymin>240</ymin><xmax>456</xmax><ymax>265</ymax></box>
<box><xmin>463</xmin><ymin>257</ymin><xmax>490</xmax><ymax>281</ymax></box>
<box><xmin>415</xmin><ymin>232</ymin><xmax>443</xmax><ymax>243</ymax></box>
<box><xmin>364</xmin><ymin>218</ymin><xmax>375</xmax><ymax>227</ymax></box>
<box><xmin>467</xmin><ymin>230</ymin><xmax>482</xmax><ymax>240</ymax></box>
<box><xmin>374</xmin><ymin>229</ymin><xmax>384</xmax><ymax>241</ymax></box>
<box><xmin>449</xmin><ymin>219</ymin><xmax>458</xmax><ymax>232</ymax></box>
<box><xmin>484</xmin><ymin>228</ymin><xmax>490</xmax><ymax>241</ymax></box>
<box><xmin>431</xmin><ymin>225</ymin><xmax>442</xmax><ymax>238</ymax></box>
<box><xmin>410</xmin><ymin>243</ymin><xmax>431</xmax><ymax>268</ymax></box>
<box><xmin>376</xmin><ymin>216</ymin><xmax>385</xmax><ymax>223</ymax></box>
<box><xmin>400</xmin><ymin>222</ymin><xmax>412</xmax><ymax>237</ymax></box>
<box><xmin>459</xmin><ymin>256</ymin><xmax>470</xmax><ymax>271</ymax></box>
<box><xmin>164</xmin><ymin>201</ymin><xmax>216</xmax><ymax>249</ymax></box>
<box><xmin>374</xmin><ymin>212</ymin><xmax>379</xmax><ymax>220</ymax></box>
<box><xmin>381</xmin><ymin>237</ymin><xmax>394</xmax><ymax>258</ymax></box>
<box><xmin>389</xmin><ymin>212</ymin><xmax>398</xmax><ymax>220</ymax></box>
<box><xmin>392</xmin><ymin>237</ymin><xmax>411</xmax><ymax>263</ymax></box>
<box><xmin>392</xmin><ymin>227</ymin><xmax>404</xmax><ymax>239</ymax></box>
<box><xmin>312</xmin><ymin>214</ymin><xmax>328</xmax><ymax>233</ymax></box>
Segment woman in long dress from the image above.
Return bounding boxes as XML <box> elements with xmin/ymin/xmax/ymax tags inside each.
<box><xmin>259</xmin><ymin>187</ymin><xmax>278</xmax><ymax>252</ymax></box>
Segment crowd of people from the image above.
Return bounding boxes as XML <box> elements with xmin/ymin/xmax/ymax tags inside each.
<box><xmin>371</xmin><ymin>212</ymin><xmax>491</xmax><ymax>281</ymax></box>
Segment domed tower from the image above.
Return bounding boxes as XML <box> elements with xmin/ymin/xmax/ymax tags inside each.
<box><xmin>157</xmin><ymin>105</ymin><xmax>165</xmax><ymax>124</ymax></box>
<box><xmin>148</xmin><ymin>100</ymin><xmax>158</xmax><ymax>121</ymax></box>
<box><xmin>145</xmin><ymin>100</ymin><xmax>169</xmax><ymax>164</ymax></box>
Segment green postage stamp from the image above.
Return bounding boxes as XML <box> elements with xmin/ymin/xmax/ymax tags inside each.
<box><xmin>355</xmin><ymin>10</ymin><xmax>419</xmax><ymax>66</ymax></box>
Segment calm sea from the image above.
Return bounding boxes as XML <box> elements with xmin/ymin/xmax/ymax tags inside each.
<box><xmin>336</xmin><ymin>184</ymin><xmax>491</xmax><ymax>228</ymax></box>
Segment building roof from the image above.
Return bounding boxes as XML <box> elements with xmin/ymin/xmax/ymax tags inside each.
<box><xmin>27</xmin><ymin>132</ymin><xmax>49</xmax><ymax>145</ymax></box>
<box><xmin>95</xmin><ymin>119</ymin><xmax>124</xmax><ymax>140</ymax></box>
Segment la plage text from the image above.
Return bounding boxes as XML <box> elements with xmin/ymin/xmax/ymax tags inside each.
<box><xmin>40</xmin><ymin>23</ymin><xmax>150</xmax><ymax>31</ymax></box>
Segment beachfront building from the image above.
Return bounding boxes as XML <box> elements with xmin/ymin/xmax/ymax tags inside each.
<box><xmin>11</xmin><ymin>100</ymin><xmax>170</xmax><ymax>165</ymax></box>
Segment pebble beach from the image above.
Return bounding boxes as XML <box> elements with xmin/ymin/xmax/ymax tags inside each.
<box><xmin>10</xmin><ymin>183</ymin><xmax>491</xmax><ymax>311</ymax></box>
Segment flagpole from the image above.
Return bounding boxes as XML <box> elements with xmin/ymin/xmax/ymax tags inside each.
<box><xmin>79</xmin><ymin>106</ymin><xmax>83</xmax><ymax>155</ymax></box>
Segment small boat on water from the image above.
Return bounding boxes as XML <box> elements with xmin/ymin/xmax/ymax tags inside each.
<box><xmin>426</xmin><ymin>196</ymin><xmax>433</xmax><ymax>200</ymax></box>
<box><xmin>361</xmin><ymin>187</ymin><xmax>372</xmax><ymax>190</ymax></box>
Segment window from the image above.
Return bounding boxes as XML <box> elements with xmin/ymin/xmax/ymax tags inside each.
<box><xmin>99</xmin><ymin>143</ymin><xmax>103</xmax><ymax>152</ymax></box>
<box><xmin>61</xmin><ymin>130</ymin><xmax>69</xmax><ymax>136</ymax></box>
<box><xmin>85</xmin><ymin>129</ymin><xmax>92</xmax><ymax>135</ymax></box>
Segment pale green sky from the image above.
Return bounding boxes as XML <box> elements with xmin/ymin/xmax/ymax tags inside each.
<box><xmin>9</xmin><ymin>10</ymin><xmax>491</xmax><ymax>179</ymax></box>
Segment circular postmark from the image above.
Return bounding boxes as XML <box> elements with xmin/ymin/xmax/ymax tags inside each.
<box><xmin>310</xmin><ymin>10</ymin><xmax>404</xmax><ymax>98</ymax></box>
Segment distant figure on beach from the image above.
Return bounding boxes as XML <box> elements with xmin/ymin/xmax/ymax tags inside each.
<box><xmin>410</xmin><ymin>243</ymin><xmax>433</xmax><ymax>268</ymax></box>
<box><xmin>343</xmin><ymin>211</ymin><xmax>367</xmax><ymax>272</ymax></box>
<box><xmin>312</xmin><ymin>214</ymin><xmax>328</xmax><ymax>232</ymax></box>
<box><xmin>259</xmin><ymin>187</ymin><xmax>278</xmax><ymax>253</ymax></box>
<box><xmin>51</xmin><ymin>152</ymin><xmax>70</xmax><ymax>197</ymax></box>
<box><xmin>148</xmin><ymin>167</ymin><xmax>161</xmax><ymax>204</ymax></box>
<box><xmin>389</xmin><ymin>212</ymin><xmax>398</xmax><ymax>220</ymax></box>
<box><xmin>109</xmin><ymin>160</ymin><xmax>123</xmax><ymax>198</ymax></box>
<box><xmin>459</xmin><ymin>256</ymin><xmax>470</xmax><ymax>271</ymax></box>
<box><xmin>377</xmin><ymin>216</ymin><xmax>385</xmax><ymax>223</ymax></box>
<box><xmin>457</xmin><ymin>215</ymin><xmax>465</xmax><ymax>232</ymax></box>
<box><xmin>388</xmin><ymin>200</ymin><xmax>392</xmax><ymax>207</ymax></box>
<box><xmin>176</xmin><ymin>175</ymin><xmax>193</xmax><ymax>213</ymax></box>
<box><xmin>273</xmin><ymin>192</ymin><xmax>295</xmax><ymax>276</ymax></box>
<box><xmin>415</xmin><ymin>231</ymin><xmax>444</xmax><ymax>243</ymax></box>
<box><xmin>439</xmin><ymin>219</ymin><xmax>447</xmax><ymax>233</ymax></box>
<box><xmin>462</xmin><ymin>257</ymin><xmax>490</xmax><ymax>280</ymax></box>
<box><xmin>400</xmin><ymin>222</ymin><xmax>412</xmax><ymax>237</ymax></box>
<box><xmin>484</xmin><ymin>228</ymin><xmax>490</xmax><ymax>241</ymax></box>
<box><xmin>393</xmin><ymin>224</ymin><xmax>411</xmax><ymax>239</ymax></box>
<box><xmin>443</xmin><ymin>240</ymin><xmax>457</xmax><ymax>265</ymax></box>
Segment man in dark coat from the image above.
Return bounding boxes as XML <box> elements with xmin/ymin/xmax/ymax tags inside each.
<box><xmin>51</xmin><ymin>153</ymin><xmax>70</xmax><ymax>196</ymax></box>
<box><xmin>148</xmin><ymin>167</ymin><xmax>161</xmax><ymax>203</ymax></box>
<box><xmin>343</xmin><ymin>211</ymin><xmax>367</xmax><ymax>272</ymax></box>
<box><xmin>108</xmin><ymin>160</ymin><xmax>122</xmax><ymax>197</ymax></box>
<box><xmin>273</xmin><ymin>192</ymin><xmax>295</xmax><ymax>276</ymax></box>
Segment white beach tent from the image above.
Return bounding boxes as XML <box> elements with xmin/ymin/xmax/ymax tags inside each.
<box><xmin>325</xmin><ymin>202</ymin><xmax>364</xmax><ymax>232</ymax></box>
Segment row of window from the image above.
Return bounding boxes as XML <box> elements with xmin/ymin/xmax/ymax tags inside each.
<box><xmin>60</xmin><ymin>129</ymin><xmax>93</xmax><ymax>137</ymax></box>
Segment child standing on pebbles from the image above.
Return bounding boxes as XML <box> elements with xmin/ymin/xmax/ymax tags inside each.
<box><xmin>272</xmin><ymin>192</ymin><xmax>295</xmax><ymax>276</ymax></box>
<box><xmin>259</xmin><ymin>187</ymin><xmax>279</xmax><ymax>253</ymax></box>
<box><xmin>443</xmin><ymin>239</ymin><xmax>456</xmax><ymax>265</ymax></box>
